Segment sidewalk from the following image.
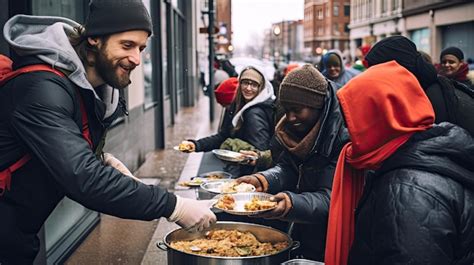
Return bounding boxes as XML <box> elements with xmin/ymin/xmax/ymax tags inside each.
<box><xmin>65</xmin><ymin>97</ymin><xmax>221</xmax><ymax>264</ymax></box>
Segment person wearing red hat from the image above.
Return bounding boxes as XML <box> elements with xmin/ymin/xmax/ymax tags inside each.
<box><xmin>214</xmin><ymin>77</ymin><xmax>238</xmax><ymax>107</ymax></box>
<box><xmin>352</xmin><ymin>44</ymin><xmax>371</xmax><ymax>72</ymax></box>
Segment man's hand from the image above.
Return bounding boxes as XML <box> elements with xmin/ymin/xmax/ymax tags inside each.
<box><xmin>103</xmin><ymin>153</ymin><xmax>142</xmax><ymax>182</ymax></box>
<box><xmin>250</xmin><ymin>192</ymin><xmax>292</xmax><ymax>219</ymax></box>
<box><xmin>168</xmin><ymin>196</ymin><xmax>217</xmax><ymax>232</ymax></box>
<box><xmin>239</xmin><ymin>150</ymin><xmax>259</xmax><ymax>166</ymax></box>
<box><xmin>235</xmin><ymin>174</ymin><xmax>264</xmax><ymax>192</ymax></box>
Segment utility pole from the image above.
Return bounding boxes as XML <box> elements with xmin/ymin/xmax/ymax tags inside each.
<box><xmin>208</xmin><ymin>0</ymin><xmax>215</xmax><ymax>122</ymax></box>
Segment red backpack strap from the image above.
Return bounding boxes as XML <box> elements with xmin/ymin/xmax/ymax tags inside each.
<box><xmin>0</xmin><ymin>61</ymin><xmax>93</xmax><ymax>195</ymax></box>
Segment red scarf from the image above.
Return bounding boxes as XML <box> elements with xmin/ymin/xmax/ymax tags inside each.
<box><xmin>324</xmin><ymin>61</ymin><xmax>435</xmax><ymax>265</ymax></box>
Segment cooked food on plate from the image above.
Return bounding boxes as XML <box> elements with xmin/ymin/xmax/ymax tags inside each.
<box><xmin>220</xmin><ymin>181</ymin><xmax>255</xmax><ymax>193</ymax></box>
<box><xmin>178</xmin><ymin>142</ymin><xmax>193</xmax><ymax>152</ymax></box>
<box><xmin>170</xmin><ymin>229</ymin><xmax>288</xmax><ymax>257</ymax></box>
<box><xmin>215</xmin><ymin>194</ymin><xmax>235</xmax><ymax>210</ymax></box>
<box><xmin>244</xmin><ymin>196</ymin><xmax>277</xmax><ymax>211</ymax></box>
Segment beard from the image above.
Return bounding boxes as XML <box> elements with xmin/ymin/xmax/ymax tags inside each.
<box><xmin>95</xmin><ymin>46</ymin><xmax>135</xmax><ymax>89</ymax></box>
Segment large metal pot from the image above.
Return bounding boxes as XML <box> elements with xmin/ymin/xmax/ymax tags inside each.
<box><xmin>157</xmin><ymin>221</ymin><xmax>299</xmax><ymax>265</ymax></box>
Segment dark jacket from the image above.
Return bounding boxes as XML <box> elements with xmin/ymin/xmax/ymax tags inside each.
<box><xmin>348</xmin><ymin>123</ymin><xmax>474</xmax><ymax>265</ymax></box>
<box><xmin>0</xmin><ymin>57</ymin><xmax>177</xmax><ymax>264</ymax></box>
<box><xmin>194</xmin><ymin>98</ymin><xmax>275</xmax><ymax>152</ymax></box>
<box><xmin>425</xmin><ymin>76</ymin><xmax>474</xmax><ymax>136</ymax></box>
<box><xmin>259</xmin><ymin>82</ymin><xmax>349</xmax><ymax>261</ymax></box>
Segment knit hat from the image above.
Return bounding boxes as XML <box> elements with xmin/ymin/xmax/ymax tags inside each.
<box><xmin>84</xmin><ymin>0</ymin><xmax>153</xmax><ymax>37</ymax></box>
<box><xmin>279</xmin><ymin>64</ymin><xmax>327</xmax><ymax>109</ymax></box>
<box><xmin>440</xmin><ymin>46</ymin><xmax>464</xmax><ymax>61</ymax></box>
<box><xmin>240</xmin><ymin>68</ymin><xmax>263</xmax><ymax>86</ymax></box>
<box><xmin>215</xmin><ymin>77</ymin><xmax>238</xmax><ymax>106</ymax></box>
<box><xmin>359</xmin><ymin>44</ymin><xmax>371</xmax><ymax>57</ymax></box>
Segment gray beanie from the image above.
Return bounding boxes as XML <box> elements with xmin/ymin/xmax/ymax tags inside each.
<box><xmin>84</xmin><ymin>0</ymin><xmax>153</xmax><ymax>37</ymax></box>
<box><xmin>279</xmin><ymin>64</ymin><xmax>327</xmax><ymax>109</ymax></box>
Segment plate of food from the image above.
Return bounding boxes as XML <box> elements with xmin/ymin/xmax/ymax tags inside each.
<box><xmin>200</xmin><ymin>180</ymin><xmax>255</xmax><ymax>194</ymax></box>
<box><xmin>211</xmin><ymin>149</ymin><xmax>257</xmax><ymax>163</ymax></box>
<box><xmin>213</xmin><ymin>192</ymin><xmax>277</xmax><ymax>216</ymax></box>
<box><xmin>178</xmin><ymin>178</ymin><xmax>206</xmax><ymax>187</ymax></box>
<box><xmin>174</xmin><ymin>142</ymin><xmax>194</xmax><ymax>153</ymax></box>
<box><xmin>193</xmin><ymin>171</ymin><xmax>232</xmax><ymax>181</ymax></box>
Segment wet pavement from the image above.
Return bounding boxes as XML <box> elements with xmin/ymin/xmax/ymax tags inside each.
<box><xmin>65</xmin><ymin>97</ymin><xmax>221</xmax><ymax>264</ymax></box>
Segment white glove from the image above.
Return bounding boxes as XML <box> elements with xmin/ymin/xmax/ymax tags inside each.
<box><xmin>103</xmin><ymin>153</ymin><xmax>142</xmax><ymax>182</ymax></box>
<box><xmin>167</xmin><ymin>196</ymin><xmax>217</xmax><ymax>232</ymax></box>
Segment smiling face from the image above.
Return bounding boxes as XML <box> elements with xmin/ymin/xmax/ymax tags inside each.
<box><xmin>92</xmin><ymin>30</ymin><xmax>148</xmax><ymax>89</ymax></box>
<box><xmin>283</xmin><ymin>103</ymin><xmax>322</xmax><ymax>138</ymax></box>
<box><xmin>239</xmin><ymin>79</ymin><xmax>261</xmax><ymax>102</ymax></box>
<box><xmin>440</xmin><ymin>54</ymin><xmax>462</xmax><ymax>77</ymax></box>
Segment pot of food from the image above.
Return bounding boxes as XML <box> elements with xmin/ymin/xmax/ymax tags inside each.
<box><xmin>157</xmin><ymin>221</ymin><xmax>299</xmax><ymax>265</ymax></box>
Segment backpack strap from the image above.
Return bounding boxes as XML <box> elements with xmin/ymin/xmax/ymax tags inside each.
<box><xmin>0</xmin><ymin>63</ymin><xmax>92</xmax><ymax>195</ymax></box>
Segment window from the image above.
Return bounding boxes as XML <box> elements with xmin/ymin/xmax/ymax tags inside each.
<box><xmin>32</xmin><ymin>0</ymin><xmax>85</xmax><ymax>23</ymax></box>
<box><xmin>318</xmin><ymin>26</ymin><xmax>324</xmax><ymax>35</ymax></box>
<box><xmin>344</xmin><ymin>4</ymin><xmax>350</xmax><ymax>16</ymax></box>
<box><xmin>344</xmin><ymin>23</ymin><xmax>350</xmax><ymax>33</ymax></box>
<box><xmin>333</xmin><ymin>5</ymin><xmax>339</xmax><ymax>17</ymax></box>
<box><xmin>318</xmin><ymin>9</ymin><xmax>323</xmax><ymax>20</ymax></box>
<box><xmin>333</xmin><ymin>23</ymin><xmax>339</xmax><ymax>35</ymax></box>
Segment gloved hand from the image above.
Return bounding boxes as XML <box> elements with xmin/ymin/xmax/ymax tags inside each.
<box><xmin>167</xmin><ymin>196</ymin><xmax>217</xmax><ymax>232</ymax></box>
<box><xmin>251</xmin><ymin>192</ymin><xmax>292</xmax><ymax>219</ymax></box>
<box><xmin>103</xmin><ymin>153</ymin><xmax>142</xmax><ymax>182</ymax></box>
<box><xmin>220</xmin><ymin>138</ymin><xmax>256</xmax><ymax>152</ymax></box>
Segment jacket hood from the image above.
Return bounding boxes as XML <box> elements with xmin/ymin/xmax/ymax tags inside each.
<box><xmin>322</xmin><ymin>49</ymin><xmax>360</xmax><ymax>87</ymax></box>
<box><xmin>232</xmin><ymin>66</ymin><xmax>276</xmax><ymax>126</ymax></box>
<box><xmin>379</xmin><ymin>123</ymin><xmax>474</xmax><ymax>189</ymax></box>
<box><xmin>3</xmin><ymin>15</ymin><xmax>119</xmax><ymax>119</ymax></box>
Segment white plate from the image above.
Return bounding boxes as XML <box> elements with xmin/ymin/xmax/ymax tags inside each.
<box><xmin>212</xmin><ymin>192</ymin><xmax>277</xmax><ymax>216</ymax></box>
<box><xmin>212</xmin><ymin>149</ymin><xmax>256</xmax><ymax>163</ymax></box>
<box><xmin>200</xmin><ymin>180</ymin><xmax>255</xmax><ymax>194</ymax></box>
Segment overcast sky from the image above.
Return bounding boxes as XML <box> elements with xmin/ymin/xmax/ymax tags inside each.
<box><xmin>232</xmin><ymin>0</ymin><xmax>304</xmax><ymax>50</ymax></box>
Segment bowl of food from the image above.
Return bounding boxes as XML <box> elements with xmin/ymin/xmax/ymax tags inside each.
<box><xmin>198</xmin><ymin>180</ymin><xmax>255</xmax><ymax>200</ymax></box>
<box><xmin>157</xmin><ymin>221</ymin><xmax>299</xmax><ymax>265</ymax></box>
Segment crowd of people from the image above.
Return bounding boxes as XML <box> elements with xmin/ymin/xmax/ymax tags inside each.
<box><xmin>0</xmin><ymin>0</ymin><xmax>473</xmax><ymax>264</ymax></box>
<box><xmin>182</xmin><ymin>35</ymin><xmax>474</xmax><ymax>264</ymax></box>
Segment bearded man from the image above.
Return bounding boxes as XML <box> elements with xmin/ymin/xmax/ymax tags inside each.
<box><xmin>0</xmin><ymin>1</ymin><xmax>215</xmax><ymax>264</ymax></box>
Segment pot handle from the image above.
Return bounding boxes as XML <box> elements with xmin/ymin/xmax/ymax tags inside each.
<box><xmin>290</xmin><ymin>240</ymin><xmax>300</xmax><ymax>251</ymax></box>
<box><xmin>156</xmin><ymin>241</ymin><xmax>168</xmax><ymax>251</ymax></box>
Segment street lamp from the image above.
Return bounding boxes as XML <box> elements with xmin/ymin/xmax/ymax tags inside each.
<box><xmin>272</xmin><ymin>25</ymin><xmax>281</xmax><ymax>63</ymax></box>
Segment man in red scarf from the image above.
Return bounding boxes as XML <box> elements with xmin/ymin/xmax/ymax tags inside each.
<box><xmin>325</xmin><ymin>61</ymin><xmax>474</xmax><ymax>265</ymax></box>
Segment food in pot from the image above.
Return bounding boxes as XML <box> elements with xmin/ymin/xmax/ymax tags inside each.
<box><xmin>170</xmin><ymin>229</ymin><xmax>288</xmax><ymax>257</ymax></box>
<box><xmin>220</xmin><ymin>181</ymin><xmax>255</xmax><ymax>193</ymax></box>
<box><xmin>244</xmin><ymin>196</ymin><xmax>277</xmax><ymax>211</ymax></box>
<box><xmin>215</xmin><ymin>194</ymin><xmax>235</xmax><ymax>210</ymax></box>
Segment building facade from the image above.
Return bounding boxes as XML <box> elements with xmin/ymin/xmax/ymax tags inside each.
<box><xmin>348</xmin><ymin>0</ymin><xmax>473</xmax><ymax>62</ymax></box>
<box><xmin>216</xmin><ymin>0</ymin><xmax>233</xmax><ymax>55</ymax></box>
<box><xmin>0</xmin><ymin>0</ymin><xmax>209</xmax><ymax>264</ymax></box>
<box><xmin>304</xmin><ymin>0</ymin><xmax>351</xmax><ymax>57</ymax></box>
<box><xmin>402</xmin><ymin>0</ymin><xmax>473</xmax><ymax>63</ymax></box>
<box><xmin>264</xmin><ymin>20</ymin><xmax>305</xmax><ymax>63</ymax></box>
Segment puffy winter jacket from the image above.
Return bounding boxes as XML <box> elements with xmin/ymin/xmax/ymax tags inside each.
<box><xmin>348</xmin><ymin>123</ymin><xmax>474</xmax><ymax>265</ymax></box>
<box><xmin>259</xmin><ymin>81</ymin><xmax>349</xmax><ymax>261</ymax></box>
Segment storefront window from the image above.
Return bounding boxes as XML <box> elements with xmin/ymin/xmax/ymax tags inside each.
<box><xmin>32</xmin><ymin>0</ymin><xmax>85</xmax><ymax>23</ymax></box>
<box><xmin>410</xmin><ymin>28</ymin><xmax>430</xmax><ymax>55</ymax></box>
<box><xmin>142</xmin><ymin>0</ymin><xmax>155</xmax><ymax>105</ymax></box>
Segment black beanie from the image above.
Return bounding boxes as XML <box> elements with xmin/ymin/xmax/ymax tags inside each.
<box><xmin>84</xmin><ymin>0</ymin><xmax>152</xmax><ymax>37</ymax></box>
<box><xmin>440</xmin><ymin>47</ymin><xmax>464</xmax><ymax>61</ymax></box>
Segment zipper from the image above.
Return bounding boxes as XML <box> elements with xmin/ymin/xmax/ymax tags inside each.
<box><xmin>296</xmin><ymin>164</ymin><xmax>303</xmax><ymax>191</ymax></box>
